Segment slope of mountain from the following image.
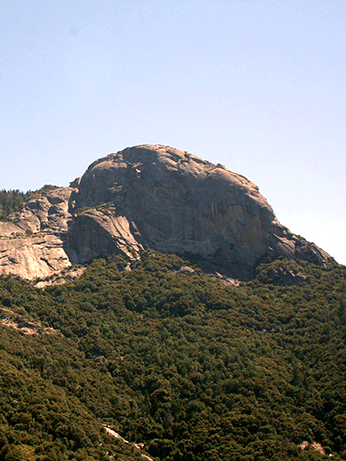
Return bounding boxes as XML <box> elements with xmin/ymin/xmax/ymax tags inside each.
<box><xmin>0</xmin><ymin>145</ymin><xmax>332</xmax><ymax>281</ymax></box>
<box><xmin>0</xmin><ymin>252</ymin><xmax>345</xmax><ymax>461</ymax></box>
<box><xmin>1</xmin><ymin>145</ymin><xmax>343</xmax><ymax>460</ymax></box>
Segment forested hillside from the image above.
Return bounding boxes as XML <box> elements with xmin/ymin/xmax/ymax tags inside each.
<box><xmin>0</xmin><ymin>251</ymin><xmax>346</xmax><ymax>460</ymax></box>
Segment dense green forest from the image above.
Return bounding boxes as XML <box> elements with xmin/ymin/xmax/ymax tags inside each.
<box><xmin>0</xmin><ymin>190</ymin><xmax>35</xmax><ymax>220</ymax></box>
<box><xmin>0</xmin><ymin>251</ymin><xmax>346</xmax><ymax>460</ymax></box>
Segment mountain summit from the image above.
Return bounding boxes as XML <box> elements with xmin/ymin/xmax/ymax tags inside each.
<box><xmin>0</xmin><ymin>145</ymin><xmax>331</xmax><ymax>280</ymax></box>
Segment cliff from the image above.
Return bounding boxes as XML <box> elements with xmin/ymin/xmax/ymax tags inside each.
<box><xmin>0</xmin><ymin>145</ymin><xmax>332</xmax><ymax>280</ymax></box>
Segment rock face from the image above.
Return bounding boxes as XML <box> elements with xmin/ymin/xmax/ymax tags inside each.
<box><xmin>0</xmin><ymin>145</ymin><xmax>332</xmax><ymax>280</ymax></box>
<box><xmin>0</xmin><ymin>186</ymin><xmax>74</xmax><ymax>279</ymax></box>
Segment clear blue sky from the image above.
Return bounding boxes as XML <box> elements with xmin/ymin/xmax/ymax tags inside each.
<box><xmin>1</xmin><ymin>0</ymin><xmax>345</xmax><ymax>265</ymax></box>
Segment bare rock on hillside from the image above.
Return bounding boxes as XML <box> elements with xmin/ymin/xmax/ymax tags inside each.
<box><xmin>0</xmin><ymin>186</ymin><xmax>75</xmax><ymax>279</ymax></box>
<box><xmin>0</xmin><ymin>222</ymin><xmax>25</xmax><ymax>237</ymax></box>
<box><xmin>0</xmin><ymin>234</ymin><xmax>71</xmax><ymax>279</ymax></box>
<box><xmin>267</xmin><ymin>267</ymin><xmax>310</xmax><ymax>286</ymax></box>
<box><xmin>12</xmin><ymin>185</ymin><xmax>74</xmax><ymax>233</ymax></box>
<box><xmin>72</xmin><ymin>145</ymin><xmax>331</xmax><ymax>279</ymax></box>
<box><xmin>0</xmin><ymin>144</ymin><xmax>333</xmax><ymax>280</ymax></box>
<box><xmin>68</xmin><ymin>205</ymin><xmax>143</xmax><ymax>263</ymax></box>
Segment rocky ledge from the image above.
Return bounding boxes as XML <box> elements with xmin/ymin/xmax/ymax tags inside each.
<box><xmin>0</xmin><ymin>145</ymin><xmax>332</xmax><ymax>281</ymax></box>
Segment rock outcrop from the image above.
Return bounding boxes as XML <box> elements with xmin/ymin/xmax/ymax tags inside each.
<box><xmin>0</xmin><ymin>186</ymin><xmax>74</xmax><ymax>279</ymax></box>
<box><xmin>0</xmin><ymin>145</ymin><xmax>332</xmax><ymax>280</ymax></box>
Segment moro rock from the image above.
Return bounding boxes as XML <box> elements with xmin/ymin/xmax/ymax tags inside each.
<box><xmin>0</xmin><ymin>145</ymin><xmax>332</xmax><ymax>280</ymax></box>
